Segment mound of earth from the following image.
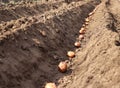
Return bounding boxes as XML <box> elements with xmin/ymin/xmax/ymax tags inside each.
<box><xmin>58</xmin><ymin>0</ymin><xmax>120</xmax><ymax>88</ymax></box>
<box><xmin>0</xmin><ymin>0</ymin><xmax>120</xmax><ymax>88</ymax></box>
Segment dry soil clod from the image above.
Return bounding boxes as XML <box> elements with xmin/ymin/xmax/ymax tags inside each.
<box><xmin>40</xmin><ymin>30</ymin><xmax>47</xmax><ymax>37</ymax></box>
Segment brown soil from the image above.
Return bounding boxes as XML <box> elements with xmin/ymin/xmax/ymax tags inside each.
<box><xmin>58</xmin><ymin>0</ymin><xmax>120</xmax><ymax>88</ymax></box>
<box><xmin>0</xmin><ymin>0</ymin><xmax>120</xmax><ymax>88</ymax></box>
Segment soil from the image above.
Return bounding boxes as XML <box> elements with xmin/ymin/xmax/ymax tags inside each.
<box><xmin>0</xmin><ymin>0</ymin><xmax>120</xmax><ymax>88</ymax></box>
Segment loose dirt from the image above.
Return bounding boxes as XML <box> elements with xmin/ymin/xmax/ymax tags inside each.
<box><xmin>0</xmin><ymin>0</ymin><xmax>120</xmax><ymax>88</ymax></box>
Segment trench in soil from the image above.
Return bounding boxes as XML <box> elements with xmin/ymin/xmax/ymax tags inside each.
<box><xmin>0</xmin><ymin>1</ymin><xmax>101</xmax><ymax>88</ymax></box>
